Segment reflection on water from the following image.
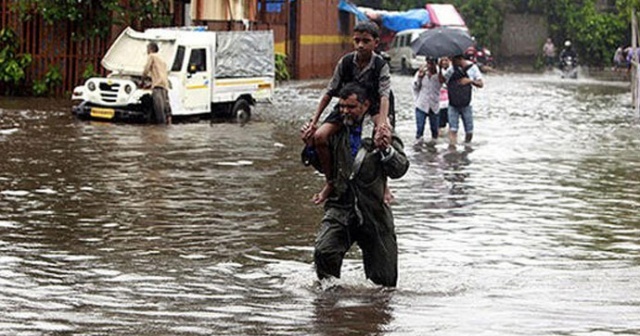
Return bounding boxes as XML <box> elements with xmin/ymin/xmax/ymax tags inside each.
<box><xmin>1</xmin><ymin>73</ymin><xmax>640</xmax><ymax>335</ymax></box>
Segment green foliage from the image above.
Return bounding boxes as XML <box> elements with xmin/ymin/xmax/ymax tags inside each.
<box><xmin>82</xmin><ymin>63</ymin><xmax>99</xmax><ymax>80</ymax></box>
<box><xmin>450</xmin><ymin>0</ymin><xmax>512</xmax><ymax>58</ymax></box>
<box><xmin>275</xmin><ymin>52</ymin><xmax>290</xmax><ymax>81</ymax></box>
<box><xmin>32</xmin><ymin>64</ymin><xmax>63</xmax><ymax>97</ymax></box>
<box><xmin>0</xmin><ymin>28</ymin><xmax>32</xmax><ymax>92</ymax></box>
<box><xmin>11</xmin><ymin>0</ymin><xmax>172</xmax><ymax>39</ymax></box>
<box><xmin>31</xmin><ymin>80</ymin><xmax>47</xmax><ymax>96</ymax></box>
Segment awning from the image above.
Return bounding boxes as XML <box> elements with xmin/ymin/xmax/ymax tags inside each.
<box><xmin>380</xmin><ymin>9</ymin><xmax>430</xmax><ymax>32</ymax></box>
<box><xmin>337</xmin><ymin>0</ymin><xmax>368</xmax><ymax>22</ymax></box>
<box><xmin>337</xmin><ymin>0</ymin><xmax>430</xmax><ymax>32</ymax></box>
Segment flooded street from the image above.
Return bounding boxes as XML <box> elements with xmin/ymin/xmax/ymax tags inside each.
<box><xmin>1</xmin><ymin>72</ymin><xmax>640</xmax><ymax>335</ymax></box>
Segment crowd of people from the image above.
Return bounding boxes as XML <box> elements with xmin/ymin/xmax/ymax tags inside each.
<box><xmin>299</xmin><ymin>21</ymin><xmax>484</xmax><ymax>288</ymax></box>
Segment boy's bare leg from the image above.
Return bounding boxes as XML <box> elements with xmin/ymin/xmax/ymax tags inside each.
<box><xmin>312</xmin><ymin>122</ymin><xmax>340</xmax><ymax>204</ymax></box>
<box><xmin>383</xmin><ymin>182</ymin><xmax>394</xmax><ymax>204</ymax></box>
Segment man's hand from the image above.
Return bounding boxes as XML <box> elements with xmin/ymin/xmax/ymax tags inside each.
<box><xmin>374</xmin><ymin>123</ymin><xmax>392</xmax><ymax>149</ymax></box>
<box><xmin>300</xmin><ymin>120</ymin><xmax>317</xmax><ymax>145</ymax></box>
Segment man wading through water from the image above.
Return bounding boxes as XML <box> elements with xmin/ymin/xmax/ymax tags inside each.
<box><xmin>439</xmin><ymin>54</ymin><xmax>483</xmax><ymax>147</ymax></box>
<box><xmin>301</xmin><ymin>83</ymin><xmax>409</xmax><ymax>287</ymax></box>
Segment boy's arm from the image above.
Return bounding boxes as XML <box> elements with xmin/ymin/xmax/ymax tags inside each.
<box><xmin>374</xmin><ymin>61</ymin><xmax>392</xmax><ymax>128</ymax></box>
<box><xmin>310</xmin><ymin>94</ymin><xmax>332</xmax><ymax>125</ymax></box>
<box><xmin>310</xmin><ymin>59</ymin><xmax>343</xmax><ymax>125</ymax></box>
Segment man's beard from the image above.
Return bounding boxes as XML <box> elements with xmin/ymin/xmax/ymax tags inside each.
<box><xmin>343</xmin><ymin>114</ymin><xmax>362</xmax><ymax>127</ymax></box>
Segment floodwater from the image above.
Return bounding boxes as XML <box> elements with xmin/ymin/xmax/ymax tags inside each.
<box><xmin>1</xmin><ymin>72</ymin><xmax>639</xmax><ymax>335</ymax></box>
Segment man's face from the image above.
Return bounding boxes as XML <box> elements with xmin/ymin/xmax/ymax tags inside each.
<box><xmin>453</xmin><ymin>56</ymin><xmax>464</xmax><ymax>67</ymax></box>
<box><xmin>440</xmin><ymin>57</ymin><xmax>450</xmax><ymax>68</ymax></box>
<box><xmin>339</xmin><ymin>93</ymin><xmax>369</xmax><ymax>127</ymax></box>
<box><xmin>352</xmin><ymin>31</ymin><xmax>378</xmax><ymax>58</ymax></box>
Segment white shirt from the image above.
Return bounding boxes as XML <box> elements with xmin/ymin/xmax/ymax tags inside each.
<box><xmin>442</xmin><ymin>62</ymin><xmax>483</xmax><ymax>105</ymax></box>
<box><xmin>412</xmin><ymin>70</ymin><xmax>442</xmax><ymax>113</ymax></box>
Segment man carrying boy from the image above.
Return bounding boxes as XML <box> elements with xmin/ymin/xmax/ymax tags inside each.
<box><xmin>301</xmin><ymin>21</ymin><xmax>394</xmax><ymax>205</ymax></box>
<box><xmin>301</xmin><ymin>83</ymin><xmax>409</xmax><ymax>287</ymax></box>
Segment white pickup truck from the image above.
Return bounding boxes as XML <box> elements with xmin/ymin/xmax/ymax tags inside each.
<box><xmin>71</xmin><ymin>27</ymin><xmax>275</xmax><ymax>123</ymax></box>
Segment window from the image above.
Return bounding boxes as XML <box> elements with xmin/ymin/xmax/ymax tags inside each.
<box><xmin>188</xmin><ymin>48</ymin><xmax>207</xmax><ymax>72</ymax></box>
<box><xmin>400</xmin><ymin>35</ymin><xmax>408</xmax><ymax>47</ymax></box>
<box><xmin>171</xmin><ymin>46</ymin><xmax>185</xmax><ymax>71</ymax></box>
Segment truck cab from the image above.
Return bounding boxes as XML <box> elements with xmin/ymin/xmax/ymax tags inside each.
<box><xmin>71</xmin><ymin>27</ymin><xmax>275</xmax><ymax>123</ymax></box>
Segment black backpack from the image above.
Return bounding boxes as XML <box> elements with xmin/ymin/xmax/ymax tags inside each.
<box><xmin>447</xmin><ymin>63</ymin><xmax>474</xmax><ymax>108</ymax></box>
<box><xmin>338</xmin><ymin>53</ymin><xmax>396</xmax><ymax>127</ymax></box>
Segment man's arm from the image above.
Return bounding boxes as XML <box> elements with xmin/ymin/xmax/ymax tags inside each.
<box><xmin>142</xmin><ymin>56</ymin><xmax>153</xmax><ymax>78</ymax></box>
<box><xmin>413</xmin><ymin>68</ymin><xmax>424</xmax><ymax>91</ymax></box>
<box><xmin>459</xmin><ymin>65</ymin><xmax>483</xmax><ymax>88</ymax></box>
<box><xmin>439</xmin><ymin>65</ymin><xmax>453</xmax><ymax>84</ymax></box>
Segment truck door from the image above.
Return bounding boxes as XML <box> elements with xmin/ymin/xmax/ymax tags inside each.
<box><xmin>183</xmin><ymin>46</ymin><xmax>211</xmax><ymax>113</ymax></box>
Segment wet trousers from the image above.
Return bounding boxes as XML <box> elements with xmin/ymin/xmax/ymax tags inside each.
<box><xmin>415</xmin><ymin>107</ymin><xmax>439</xmax><ymax>140</ymax></box>
<box><xmin>314</xmin><ymin>211</ymin><xmax>398</xmax><ymax>287</ymax></box>
<box><xmin>151</xmin><ymin>87</ymin><xmax>171</xmax><ymax>124</ymax></box>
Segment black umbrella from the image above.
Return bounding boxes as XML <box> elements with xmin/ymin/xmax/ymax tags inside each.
<box><xmin>411</xmin><ymin>27</ymin><xmax>475</xmax><ymax>58</ymax></box>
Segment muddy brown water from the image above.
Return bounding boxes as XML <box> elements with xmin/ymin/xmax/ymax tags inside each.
<box><xmin>1</xmin><ymin>72</ymin><xmax>639</xmax><ymax>335</ymax></box>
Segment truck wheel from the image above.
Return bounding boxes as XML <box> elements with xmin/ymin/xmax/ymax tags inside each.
<box><xmin>232</xmin><ymin>98</ymin><xmax>251</xmax><ymax>124</ymax></box>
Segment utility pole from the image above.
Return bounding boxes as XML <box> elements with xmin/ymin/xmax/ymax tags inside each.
<box><xmin>633</xmin><ymin>10</ymin><xmax>639</xmax><ymax>115</ymax></box>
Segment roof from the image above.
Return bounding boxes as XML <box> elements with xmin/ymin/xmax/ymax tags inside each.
<box><xmin>425</xmin><ymin>4</ymin><xmax>466</xmax><ymax>28</ymax></box>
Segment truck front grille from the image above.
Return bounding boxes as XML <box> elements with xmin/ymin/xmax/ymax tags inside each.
<box><xmin>99</xmin><ymin>82</ymin><xmax>121</xmax><ymax>103</ymax></box>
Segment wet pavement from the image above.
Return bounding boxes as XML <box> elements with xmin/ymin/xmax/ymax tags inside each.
<box><xmin>1</xmin><ymin>72</ymin><xmax>639</xmax><ymax>335</ymax></box>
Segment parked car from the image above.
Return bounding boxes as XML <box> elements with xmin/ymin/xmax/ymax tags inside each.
<box><xmin>385</xmin><ymin>28</ymin><xmax>428</xmax><ymax>74</ymax></box>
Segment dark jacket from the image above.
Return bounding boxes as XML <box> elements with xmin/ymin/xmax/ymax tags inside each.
<box><xmin>323</xmin><ymin>125</ymin><xmax>409</xmax><ymax>228</ymax></box>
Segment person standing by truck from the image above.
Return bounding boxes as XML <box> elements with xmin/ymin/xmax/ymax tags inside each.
<box><xmin>143</xmin><ymin>42</ymin><xmax>172</xmax><ymax>125</ymax></box>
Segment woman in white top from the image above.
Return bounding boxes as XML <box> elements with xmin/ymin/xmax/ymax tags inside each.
<box><xmin>412</xmin><ymin>56</ymin><xmax>442</xmax><ymax>146</ymax></box>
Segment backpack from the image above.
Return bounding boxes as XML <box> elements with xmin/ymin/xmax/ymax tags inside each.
<box><xmin>447</xmin><ymin>63</ymin><xmax>474</xmax><ymax>108</ymax></box>
<box><xmin>338</xmin><ymin>52</ymin><xmax>396</xmax><ymax>127</ymax></box>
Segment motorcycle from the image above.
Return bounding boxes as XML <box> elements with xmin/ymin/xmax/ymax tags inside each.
<box><xmin>560</xmin><ymin>56</ymin><xmax>578</xmax><ymax>79</ymax></box>
<box><xmin>474</xmin><ymin>47</ymin><xmax>494</xmax><ymax>68</ymax></box>
<box><xmin>464</xmin><ymin>45</ymin><xmax>495</xmax><ymax>71</ymax></box>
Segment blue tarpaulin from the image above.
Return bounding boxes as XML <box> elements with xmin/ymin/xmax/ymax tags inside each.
<box><xmin>337</xmin><ymin>0</ymin><xmax>430</xmax><ymax>32</ymax></box>
<box><xmin>337</xmin><ymin>0</ymin><xmax>368</xmax><ymax>22</ymax></box>
<box><xmin>381</xmin><ymin>9</ymin><xmax>430</xmax><ymax>31</ymax></box>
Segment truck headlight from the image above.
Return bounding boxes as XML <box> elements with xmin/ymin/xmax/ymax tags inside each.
<box><xmin>124</xmin><ymin>84</ymin><xmax>132</xmax><ymax>94</ymax></box>
<box><xmin>87</xmin><ymin>81</ymin><xmax>96</xmax><ymax>91</ymax></box>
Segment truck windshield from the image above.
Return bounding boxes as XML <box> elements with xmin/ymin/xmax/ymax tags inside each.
<box><xmin>171</xmin><ymin>46</ymin><xmax>185</xmax><ymax>72</ymax></box>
